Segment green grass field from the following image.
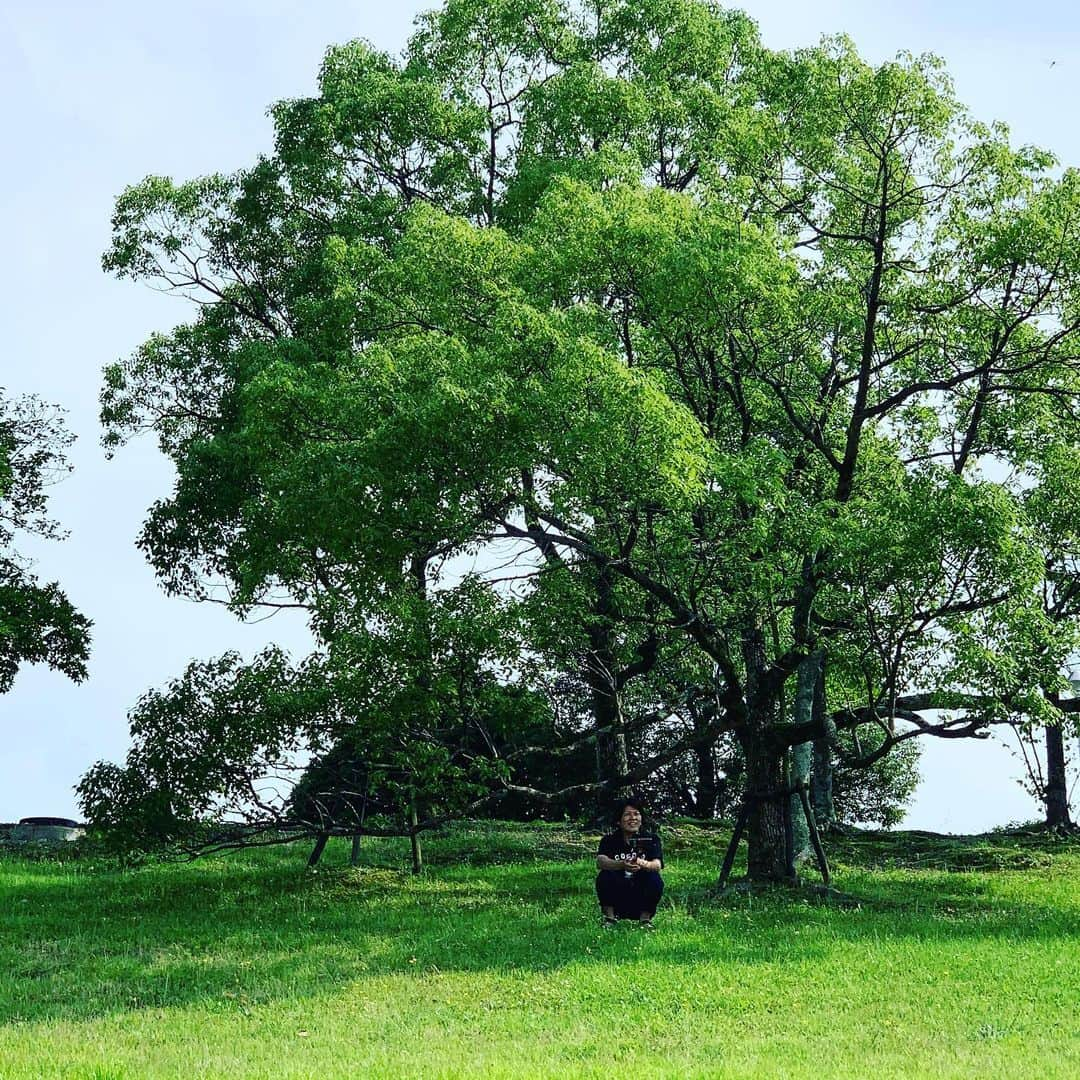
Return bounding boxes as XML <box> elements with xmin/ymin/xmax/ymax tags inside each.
<box><xmin>2</xmin><ymin>822</ymin><xmax>1078</xmax><ymax>1079</ymax></box>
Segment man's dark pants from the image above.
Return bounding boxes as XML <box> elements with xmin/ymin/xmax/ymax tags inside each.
<box><xmin>595</xmin><ymin>869</ymin><xmax>664</xmax><ymax>919</ymax></box>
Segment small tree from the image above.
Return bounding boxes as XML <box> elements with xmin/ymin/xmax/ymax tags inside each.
<box><xmin>0</xmin><ymin>390</ymin><xmax>90</xmax><ymax>693</ymax></box>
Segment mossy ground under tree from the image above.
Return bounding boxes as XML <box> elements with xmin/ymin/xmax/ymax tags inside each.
<box><xmin>2</xmin><ymin>822</ymin><xmax>1078</xmax><ymax>1079</ymax></box>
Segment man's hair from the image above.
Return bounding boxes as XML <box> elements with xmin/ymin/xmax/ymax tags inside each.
<box><xmin>614</xmin><ymin>798</ymin><xmax>646</xmax><ymax>825</ymax></box>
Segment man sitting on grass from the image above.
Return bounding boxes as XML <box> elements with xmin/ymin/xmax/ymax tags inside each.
<box><xmin>595</xmin><ymin>799</ymin><xmax>664</xmax><ymax>929</ymax></box>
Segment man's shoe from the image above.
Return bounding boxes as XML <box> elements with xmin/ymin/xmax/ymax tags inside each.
<box><xmin>638</xmin><ymin>918</ymin><xmax>655</xmax><ymax>931</ymax></box>
<box><xmin>602</xmin><ymin>916</ymin><xmax>619</xmax><ymax>929</ymax></box>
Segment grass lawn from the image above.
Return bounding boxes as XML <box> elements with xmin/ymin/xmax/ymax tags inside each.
<box><xmin>1</xmin><ymin>821</ymin><xmax>1078</xmax><ymax>1079</ymax></box>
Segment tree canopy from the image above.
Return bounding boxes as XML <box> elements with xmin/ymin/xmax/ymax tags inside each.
<box><xmin>85</xmin><ymin>0</ymin><xmax>1080</xmax><ymax>874</ymax></box>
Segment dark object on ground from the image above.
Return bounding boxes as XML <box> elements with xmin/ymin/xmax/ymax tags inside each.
<box><xmin>11</xmin><ymin>817</ymin><xmax>85</xmax><ymax>843</ymax></box>
<box><xmin>596</xmin><ymin>868</ymin><xmax>664</xmax><ymax>919</ymax></box>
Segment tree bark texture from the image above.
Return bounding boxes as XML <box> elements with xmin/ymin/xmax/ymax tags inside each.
<box><xmin>693</xmin><ymin>740</ymin><xmax>719</xmax><ymax>819</ymax></box>
<box><xmin>307</xmin><ymin>833</ymin><xmax>329</xmax><ymax>868</ymax></box>
<box><xmin>810</xmin><ymin>659</ymin><xmax>836</xmax><ymax>828</ymax></box>
<box><xmin>811</xmin><ymin>736</ymin><xmax>836</xmax><ymax>828</ymax></box>
<box><xmin>742</xmin><ymin>731</ymin><xmax>787</xmax><ymax>880</ymax></box>
<box><xmin>1045</xmin><ymin>723</ymin><xmax>1073</xmax><ymax>829</ymax></box>
<box><xmin>586</xmin><ymin>566</ymin><xmax>629</xmax><ymax>792</ymax></box>
<box><xmin>788</xmin><ymin>652</ymin><xmax>821</xmax><ymax>862</ymax></box>
<box><xmin>741</xmin><ymin>625</ymin><xmax>788</xmax><ymax>880</ymax></box>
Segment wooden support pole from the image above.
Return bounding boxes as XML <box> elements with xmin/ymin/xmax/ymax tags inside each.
<box><xmin>307</xmin><ymin>832</ymin><xmax>329</xmax><ymax>868</ymax></box>
<box><xmin>797</xmin><ymin>782</ymin><xmax>830</xmax><ymax>886</ymax></box>
<box><xmin>409</xmin><ymin>793</ymin><xmax>423</xmax><ymax>875</ymax></box>
<box><xmin>717</xmin><ymin>799</ymin><xmax>751</xmax><ymax>890</ymax></box>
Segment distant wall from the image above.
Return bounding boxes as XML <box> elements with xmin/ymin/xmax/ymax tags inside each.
<box><xmin>4</xmin><ymin>821</ymin><xmax>86</xmax><ymax>843</ymax></box>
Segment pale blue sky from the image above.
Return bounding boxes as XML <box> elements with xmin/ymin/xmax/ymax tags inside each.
<box><xmin>1</xmin><ymin>1</ymin><xmax>1077</xmax><ymax>830</ymax></box>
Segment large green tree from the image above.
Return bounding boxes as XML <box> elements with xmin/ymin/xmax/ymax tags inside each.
<box><xmin>88</xmin><ymin>0</ymin><xmax>1080</xmax><ymax>878</ymax></box>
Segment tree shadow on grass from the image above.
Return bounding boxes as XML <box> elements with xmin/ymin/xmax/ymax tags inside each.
<box><xmin>2</xmin><ymin>835</ymin><xmax>1078</xmax><ymax>1027</ymax></box>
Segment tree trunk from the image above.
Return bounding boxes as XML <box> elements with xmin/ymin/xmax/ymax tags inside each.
<box><xmin>788</xmin><ymin>652</ymin><xmax>821</xmax><ymax>863</ymax></box>
<box><xmin>586</xmin><ymin>566</ymin><xmax>629</xmax><ymax>792</ymax></box>
<box><xmin>688</xmin><ymin>698</ymin><xmax>720</xmax><ymax>819</ymax></box>
<box><xmin>591</xmin><ymin>679</ymin><xmax>629</xmax><ymax>789</ymax></box>
<box><xmin>810</xmin><ymin>660</ymin><xmax>836</xmax><ymax>829</ymax></box>
<box><xmin>693</xmin><ymin>740</ymin><xmax>718</xmax><ymax>819</ymax></box>
<box><xmin>408</xmin><ymin>794</ymin><xmax>423</xmax><ymax>874</ymax></box>
<box><xmin>410</xmin><ymin>552</ymin><xmax>434</xmax><ymax>695</ymax></box>
<box><xmin>740</xmin><ymin>626</ymin><xmax>788</xmax><ymax>881</ymax></box>
<box><xmin>811</xmin><ymin>737</ymin><xmax>836</xmax><ymax>828</ymax></box>
<box><xmin>741</xmin><ymin>731</ymin><xmax>787</xmax><ymax>880</ymax></box>
<box><xmin>307</xmin><ymin>832</ymin><xmax>329</xmax><ymax>868</ymax></box>
<box><xmin>1045</xmin><ymin>723</ymin><xmax>1073</xmax><ymax>829</ymax></box>
<box><xmin>789</xmin><ymin>744</ymin><xmax>812</xmax><ymax>864</ymax></box>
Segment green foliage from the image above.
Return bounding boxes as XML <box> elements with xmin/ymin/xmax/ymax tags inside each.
<box><xmin>0</xmin><ymin>391</ymin><xmax>90</xmax><ymax>692</ymax></box>
<box><xmin>78</xmin><ymin>582</ymin><xmax>535</xmax><ymax>845</ymax></box>
<box><xmin>87</xmin><ymin>1</ymin><xmax>1080</xmax><ymax>872</ymax></box>
<box><xmin>832</xmin><ymin>730</ymin><xmax>921</xmax><ymax>829</ymax></box>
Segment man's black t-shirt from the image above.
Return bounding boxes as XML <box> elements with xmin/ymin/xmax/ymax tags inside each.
<box><xmin>597</xmin><ymin>831</ymin><xmax>664</xmax><ymax>869</ymax></box>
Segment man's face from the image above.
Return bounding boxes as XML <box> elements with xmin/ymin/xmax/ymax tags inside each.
<box><xmin>620</xmin><ymin>806</ymin><xmax>642</xmax><ymax>834</ymax></box>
